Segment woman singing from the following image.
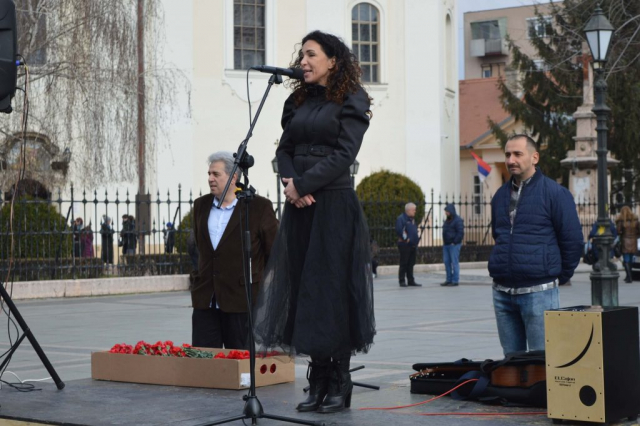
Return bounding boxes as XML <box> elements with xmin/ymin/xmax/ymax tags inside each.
<box><xmin>254</xmin><ymin>31</ymin><xmax>376</xmax><ymax>414</ymax></box>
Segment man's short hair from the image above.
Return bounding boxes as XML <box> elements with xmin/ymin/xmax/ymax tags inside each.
<box><xmin>208</xmin><ymin>151</ymin><xmax>240</xmax><ymax>179</ymax></box>
<box><xmin>506</xmin><ymin>134</ymin><xmax>538</xmax><ymax>152</ymax></box>
<box><xmin>405</xmin><ymin>202</ymin><xmax>416</xmax><ymax>212</ymax></box>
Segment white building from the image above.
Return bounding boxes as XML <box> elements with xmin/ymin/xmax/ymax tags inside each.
<box><xmin>158</xmin><ymin>0</ymin><xmax>460</xmax><ymax>203</ymax></box>
<box><xmin>1</xmin><ymin>0</ymin><xmax>459</xmax><ymax>229</ymax></box>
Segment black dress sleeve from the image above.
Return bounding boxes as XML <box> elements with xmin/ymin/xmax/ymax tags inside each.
<box><xmin>275</xmin><ymin>94</ymin><xmax>299</xmax><ymax>180</ymax></box>
<box><xmin>293</xmin><ymin>88</ymin><xmax>370</xmax><ymax>196</ymax></box>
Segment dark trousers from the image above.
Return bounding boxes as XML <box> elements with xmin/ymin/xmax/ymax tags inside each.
<box><xmin>398</xmin><ymin>244</ymin><xmax>416</xmax><ymax>284</ymax></box>
<box><xmin>192</xmin><ymin>308</ymin><xmax>250</xmax><ymax>350</ymax></box>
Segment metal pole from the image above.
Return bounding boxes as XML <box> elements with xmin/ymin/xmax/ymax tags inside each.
<box><xmin>590</xmin><ymin>67</ymin><xmax>618</xmax><ymax>306</ymax></box>
<box><xmin>137</xmin><ymin>0</ymin><xmax>146</xmax><ymax>254</ymax></box>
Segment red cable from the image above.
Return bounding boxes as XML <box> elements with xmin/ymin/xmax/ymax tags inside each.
<box><xmin>360</xmin><ymin>379</ymin><xmax>480</xmax><ymax>410</ymax></box>
<box><xmin>359</xmin><ymin>378</ymin><xmax>547</xmax><ymax>416</ymax></box>
<box><xmin>417</xmin><ymin>412</ymin><xmax>547</xmax><ymax>416</ymax></box>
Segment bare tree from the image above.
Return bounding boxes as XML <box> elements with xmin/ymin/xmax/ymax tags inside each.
<box><xmin>4</xmin><ymin>0</ymin><xmax>190</xmax><ymax>188</ymax></box>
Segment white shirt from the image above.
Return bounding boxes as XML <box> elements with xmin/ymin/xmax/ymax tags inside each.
<box><xmin>208</xmin><ymin>197</ymin><xmax>237</xmax><ymax>250</ymax></box>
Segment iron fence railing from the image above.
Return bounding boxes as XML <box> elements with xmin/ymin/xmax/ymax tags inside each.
<box><xmin>0</xmin><ymin>185</ymin><xmax>626</xmax><ymax>282</ymax></box>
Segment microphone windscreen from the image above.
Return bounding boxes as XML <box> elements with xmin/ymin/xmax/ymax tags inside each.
<box><xmin>290</xmin><ymin>68</ymin><xmax>304</xmax><ymax>80</ymax></box>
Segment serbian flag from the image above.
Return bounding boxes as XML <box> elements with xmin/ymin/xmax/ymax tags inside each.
<box><xmin>470</xmin><ymin>151</ymin><xmax>491</xmax><ymax>182</ymax></box>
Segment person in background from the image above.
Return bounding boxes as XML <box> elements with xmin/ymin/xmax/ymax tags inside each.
<box><xmin>616</xmin><ymin>206</ymin><xmax>640</xmax><ymax>283</ymax></box>
<box><xmin>121</xmin><ymin>214</ymin><xmax>137</xmax><ymax>255</ymax></box>
<box><xmin>72</xmin><ymin>217</ymin><xmax>84</xmax><ymax>257</ymax></box>
<box><xmin>441</xmin><ymin>203</ymin><xmax>464</xmax><ymax>287</ymax></box>
<box><xmin>586</xmin><ymin>219</ymin><xmax>617</xmax><ymax>275</ymax></box>
<box><xmin>396</xmin><ymin>202</ymin><xmax>421</xmax><ymax>287</ymax></box>
<box><xmin>370</xmin><ymin>237</ymin><xmax>379</xmax><ymax>278</ymax></box>
<box><xmin>164</xmin><ymin>222</ymin><xmax>176</xmax><ymax>254</ymax></box>
<box><xmin>100</xmin><ymin>216</ymin><xmax>115</xmax><ymax>264</ymax></box>
<box><xmin>81</xmin><ymin>224</ymin><xmax>94</xmax><ymax>258</ymax></box>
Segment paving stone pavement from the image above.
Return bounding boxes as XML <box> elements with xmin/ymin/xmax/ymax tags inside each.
<box><xmin>0</xmin><ymin>262</ymin><xmax>639</xmax><ymax>425</ymax></box>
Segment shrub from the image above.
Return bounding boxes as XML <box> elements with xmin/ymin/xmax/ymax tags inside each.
<box><xmin>0</xmin><ymin>196</ymin><xmax>72</xmax><ymax>260</ymax></box>
<box><xmin>356</xmin><ymin>170</ymin><xmax>426</xmax><ymax>247</ymax></box>
<box><xmin>175</xmin><ymin>209</ymin><xmax>194</xmax><ymax>254</ymax></box>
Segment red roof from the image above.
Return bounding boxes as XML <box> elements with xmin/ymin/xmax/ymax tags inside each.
<box><xmin>459</xmin><ymin>78</ymin><xmax>511</xmax><ymax>148</ymax></box>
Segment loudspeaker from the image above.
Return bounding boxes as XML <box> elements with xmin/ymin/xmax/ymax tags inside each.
<box><xmin>545</xmin><ymin>306</ymin><xmax>640</xmax><ymax>424</ymax></box>
<box><xmin>0</xmin><ymin>0</ymin><xmax>16</xmax><ymax>113</ymax></box>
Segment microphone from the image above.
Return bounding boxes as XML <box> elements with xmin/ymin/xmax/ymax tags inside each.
<box><xmin>252</xmin><ymin>65</ymin><xmax>304</xmax><ymax>80</ymax></box>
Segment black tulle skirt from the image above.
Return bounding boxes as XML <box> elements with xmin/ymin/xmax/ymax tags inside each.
<box><xmin>253</xmin><ymin>189</ymin><xmax>376</xmax><ymax>359</ymax></box>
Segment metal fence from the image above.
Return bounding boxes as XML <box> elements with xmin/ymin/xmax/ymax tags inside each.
<box><xmin>0</xmin><ymin>185</ymin><xmax>623</xmax><ymax>281</ymax></box>
<box><xmin>0</xmin><ymin>185</ymin><xmax>197</xmax><ymax>282</ymax></box>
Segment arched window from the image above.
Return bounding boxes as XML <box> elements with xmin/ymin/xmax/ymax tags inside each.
<box><xmin>233</xmin><ymin>0</ymin><xmax>265</xmax><ymax>69</ymax></box>
<box><xmin>352</xmin><ymin>3</ymin><xmax>380</xmax><ymax>83</ymax></box>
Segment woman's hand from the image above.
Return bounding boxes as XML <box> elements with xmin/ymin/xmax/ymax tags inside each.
<box><xmin>283</xmin><ymin>178</ymin><xmax>315</xmax><ymax>208</ymax></box>
<box><xmin>294</xmin><ymin>194</ymin><xmax>316</xmax><ymax>208</ymax></box>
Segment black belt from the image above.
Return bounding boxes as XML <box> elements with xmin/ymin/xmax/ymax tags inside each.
<box><xmin>294</xmin><ymin>144</ymin><xmax>334</xmax><ymax>157</ymax></box>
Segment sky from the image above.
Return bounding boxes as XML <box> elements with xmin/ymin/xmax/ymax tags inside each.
<box><xmin>457</xmin><ymin>0</ymin><xmax>561</xmax><ymax>78</ymax></box>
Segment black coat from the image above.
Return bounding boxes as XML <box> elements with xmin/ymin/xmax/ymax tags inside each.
<box><xmin>100</xmin><ymin>223</ymin><xmax>115</xmax><ymax>263</ymax></box>
<box><xmin>276</xmin><ymin>85</ymin><xmax>370</xmax><ymax>196</ymax></box>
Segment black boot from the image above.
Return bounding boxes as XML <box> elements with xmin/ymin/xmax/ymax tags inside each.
<box><xmin>296</xmin><ymin>358</ymin><xmax>330</xmax><ymax>412</ymax></box>
<box><xmin>317</xmin><ymin>356</ymin><xmax>353</xmax><ymax>414</ymax></box>
<box><xmin>625</xmin><ymin>262</ymin><xmax>633</xmax><ymax>283</ymax></box>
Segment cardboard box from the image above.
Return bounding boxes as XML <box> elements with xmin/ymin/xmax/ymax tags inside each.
<box><xmin>91</xmin><ymin>348</ymin><xmax>295</xmax><ymax>390</ymax></box>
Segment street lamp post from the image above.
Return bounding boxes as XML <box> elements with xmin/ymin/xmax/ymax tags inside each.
<box><xmin>350</xmin><ymin>159</ymin><xmax>360</xmax><ymax>188</ymax></box>
<box><xmin>585</xmin><ymin>5</ymin><xmax>617</xmax><ymax>306</ymax></box>
<box><xmin>271</xmin><ymin>156</ymin><xmax>281</xmax><ymax>221</ymax></box>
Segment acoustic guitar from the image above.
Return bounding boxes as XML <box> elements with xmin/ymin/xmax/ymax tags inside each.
<box><xmin>410</xmin><ymin>363</ymin><xmax>545</xmax><ymax>388</ymax></box>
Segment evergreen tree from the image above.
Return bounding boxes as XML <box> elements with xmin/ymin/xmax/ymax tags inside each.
<box><xmin>491</xmin><ymin>0</ymin><xmax>640</xmax><ymax>190</ymax></box>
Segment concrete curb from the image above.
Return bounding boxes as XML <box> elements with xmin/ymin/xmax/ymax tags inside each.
<box><xmin>10</xmin><ymin>261</ymin><xmax>490</xmax><ymax>300</ymax></box>
<box><xmin>11</xmin><ymin>275</ymin><xmax>190</xmax><ymax>300</ymax></box>
<box><xmin>377</xmin><ymin>261</ymin><xmax>488</xmax><ymax>276</ymax></box>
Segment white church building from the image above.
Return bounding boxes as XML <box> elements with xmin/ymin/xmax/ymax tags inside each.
<box><xmin>157</xmin><ymin>0</ymin><xmax>460</xmax><ymax>202</ymax></box>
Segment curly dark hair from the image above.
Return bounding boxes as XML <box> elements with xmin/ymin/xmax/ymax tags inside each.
<box><xmin>287</xmin><ymin>30</ymin><xmax>370</xmax><ymax>107</ymax></box>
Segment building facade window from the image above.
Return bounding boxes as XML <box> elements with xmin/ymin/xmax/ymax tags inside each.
<box><xmin>233</xmin><ymin>0</ymin><xmax>265</xmax><ymax>70</ymax></box>
<box><xmin>471</xmin><ymin>20</ymin><xmax>501</xmax><ymax>40</ymax></box>
<box><xmin>527</xmin><ymin>16</ymin><xmax>552</xmax><ymax>39</ymax></box>
<box><xmin>480</xmin><ymin>62</ymin><xmax>505</xmax><ymax>78</ymax></box>
<box><xmin>473</xmin><ymin>175</ymin><xmax>483</xmax><ymax>215</ymax></box>
<box><xmin>351</xmin><ymin>3</ymin><xmax>379</xmax><ymax>83</ymax></box>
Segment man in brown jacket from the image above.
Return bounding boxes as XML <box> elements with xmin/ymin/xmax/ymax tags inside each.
<box><xmin>192</xmin><ymin>151</ymin><xmax>278</xmax><ymax>349</ymax></box>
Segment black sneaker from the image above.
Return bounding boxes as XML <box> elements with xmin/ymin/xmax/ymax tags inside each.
<box><xmin>440</xmin><ymin>282</ymin><xmax>451</xmax><ymax>286</ymax></box>
<box><xmin>399</xmin><ymin>282</ymin><xmax>408</xmax><ymax>287</ymax></box>
<box><xmin>449</xmin><ymin>282</ymin><xmax>459</xmax><ymax>286</ymax></box>
<box><xmin>408</xmin><ymin>282</ymin><xmax>422</xmax><ymax>287</ymax></box>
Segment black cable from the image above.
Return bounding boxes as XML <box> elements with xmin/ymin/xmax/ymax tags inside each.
<box><xmin>0</xmin><ymin>57</ymin><xmax>30</xmax><ymax>384</ymax></box>
<box><xmin>246</xmin><ymin>69</ymin><xmax>252</xmax><ymax>126</ymax></box>
<box><xmin>0</xmin><ymin>379</ymin><xmax>40</xmax><ymax>392</ymax></box>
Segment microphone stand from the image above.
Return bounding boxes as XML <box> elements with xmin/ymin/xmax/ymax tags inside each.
<box><xmin>197</xmin><ymin>74</ymin><xmax>323</xmax><ymax>426</ymax></box>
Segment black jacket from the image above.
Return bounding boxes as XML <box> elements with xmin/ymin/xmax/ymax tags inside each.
<box><xmin>276</xmin><ymin>85</ymin><xmax>370</xmax><ymax>196</ymax></box>
<box><xmin>442</xmin><ymin>204</ymin><xmax>464</xmax><ymax>245</ymax></box>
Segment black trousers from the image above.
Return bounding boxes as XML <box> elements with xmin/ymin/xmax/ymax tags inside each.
<box><xmin>398</xmin><ymin>244</ymin><xmax>416</xmax><ymax>283</ymax></box>
<box><xmin>192</xmin><ymin>308</ymin><xmax>250</xmax><ymax>350</ymax></box>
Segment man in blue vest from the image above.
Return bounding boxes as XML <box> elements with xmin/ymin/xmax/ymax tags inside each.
<box><xmin>489</xmin><ymin>134</ymin><xmax>583</xmax><ymax>355</ymax></box>
<box><xmin>396</xmin><ymin>203</ymin><xmax>421</xmax><ymax>287</ymax></box>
